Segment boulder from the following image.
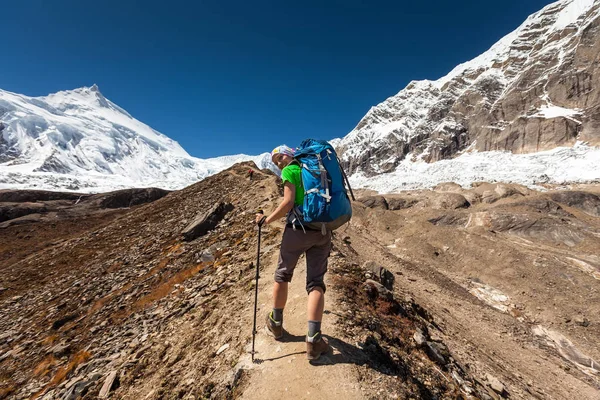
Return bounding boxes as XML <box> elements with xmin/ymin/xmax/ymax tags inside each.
<box><xmin>387</xmin><ymin>197</ymin><xmax>418</xmax><ymax>210</ymax></box>
<box><xmin>481</xmin><ymin>183</ymin><xmax>525</xmax><ymax>204</ymax></box>
<box><xmin>363</xmin><ymin>279</ymin><xmax>394</xmax><ymax>301</ymax></box>
<box><xmin>182</xmin><ymin>202</ymin><xmax>234</xmax><ymax>241</ymax></box>
<box><xmin>431</xmin><ymin>193</ymin><xmax>470</xmax><ymax>210</ymax></box>
<box><xmin>550</xmin><ymin>191</ymin><xmax>600</xmax><ymax>217</ymax></box>
<box><xmin>363</xmin><ymin>261</ymin><xmax>394</xmax><ymax>290</ymax></box>
<box><xmin>357</xmin><ymin>196</ymin><xmax>389</xmax><ymax>210</ymax></box>
<box><xmin>433</xmin><ymin>182</ymin><xmax>463</xmax><ymax>192</ymax></box>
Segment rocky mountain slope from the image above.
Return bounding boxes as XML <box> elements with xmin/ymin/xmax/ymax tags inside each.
<box><xmin>0</xmin><ymin>85</ymin><xmax>274</xmax><ymax>192</ymax></box>
<box><xmin>1</xmin><ymin>162</ymin><xmax>599</xmax><ymax>399</ymax></box>
<box><xmin>337</xmin><ymin>0</ymin><xmax>600</xmax><ymax>177</ymax></box>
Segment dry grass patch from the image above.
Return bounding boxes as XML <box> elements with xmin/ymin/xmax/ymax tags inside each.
<box><xmin>131</xmin><ymin>262</ymin><xmax>209</xmax><ymax>311</ymax></box>
<box><xmin>32</xmin><ymin>351</ymin><xmax>91</xmax><ymax>399</ymax></box>
<box><xmin>33</xmin><ymin>355</ymin><xmax>59</xmax><ymax>377</ymax></box>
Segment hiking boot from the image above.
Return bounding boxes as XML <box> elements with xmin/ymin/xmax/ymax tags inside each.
<box><xmin>306</xmin><ymin>333</ymin><xmax>330</xmax><ymax>361</ymax></box>
<box><xmin>265</xmin><ymin>312</ymin><xmax>283</xmax><ymax>340</ymax></box>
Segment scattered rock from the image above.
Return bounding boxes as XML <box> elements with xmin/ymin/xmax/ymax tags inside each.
<box><xmin>510</xmin><ymin>198</ymin><xmax>572</xmax><ymax>217</ymax></box>
<box><xmin>50</xmin><ymin>342</ymin><xmax>71</xmax><ymax>357</ymax></box>
<box><xmin>574</xmin><ymin>315</ymin><xmax>590</xmax><ymax>327</ymax></box>
<box><xmin>63</xmin><ymin>379</ymin><xmax>95</xmax><ymax>400</ymax></box>
<box><xmin>99</xmin><ymin>371</ymin><xmax>119</xmax><ymax>398</ymax></box>
<box><xmin>94</xmin><ymin>188</ymin><xmax>170</xmax><ymax>209</ymax></box>
<box><xmin>413</xmin><ymin>329</ymin><xmax>427</xmax><ymax>346</ymax></box>
<box><xmin>198</xmin><ymin>250</ymin><xmax>215</xmax><ymax>263</ymax></box>
<box><xmin>216</xmin><ymin>343</ymin><xmax>229</xmax><ymax>355</ymax></box>
<box><xmin>428</xmin><ymin>213</ymin><xmax>469</xmax><ymax>227</ymax></box>
<box><xmin>480</xmin><ymin>183</ymin><xmax>525</xmax><ymax>204</ymax></box>
<box><xmin>424</xmin><ymin>341</ymin><xmax>449</xmax><ymax>366</ymax></box>
<box><xmin>0</xmin><ymin>202</ymin><xmax>47</xmax><ymax>223</ymax></box>
<box><xmin>486</xmin><ymin>374</ymin><xmax>506</xmax><ymax>396</ymax></box>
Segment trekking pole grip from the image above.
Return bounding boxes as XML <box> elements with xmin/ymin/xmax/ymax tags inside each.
<box><xmin>256</xmin><ymin>209</ymin><xmax>266</xmax><ymax>227</ymax></box>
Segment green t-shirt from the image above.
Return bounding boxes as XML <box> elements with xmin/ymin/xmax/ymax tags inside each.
<box><xmin>281</xmin><ymin>163</ymin><xmax>304</xmax><ymax>206</ymax></box>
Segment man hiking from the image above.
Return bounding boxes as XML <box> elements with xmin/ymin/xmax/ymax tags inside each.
<box><xmin>255</xmin><ymin>144</ymin><xmax>331</xmax><ymax>361</ymax></box>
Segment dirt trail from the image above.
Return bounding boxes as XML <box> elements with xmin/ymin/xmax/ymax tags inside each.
<box><xmin>238</xmin><ymin>232</ymin><xmax>364</xmax><ymax>400</ymax></box>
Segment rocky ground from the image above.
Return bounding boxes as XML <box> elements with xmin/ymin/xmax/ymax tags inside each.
<box><xmin>1</xmin><ymin>163</ymin><xmax>599</xmax><ymax>399</ymax></box>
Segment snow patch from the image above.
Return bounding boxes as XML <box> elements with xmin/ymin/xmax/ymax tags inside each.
<box><xmin>532</xmin><ymin>105</ymin><xmax>582</xmax><ymax>119</ymax></box>
<box><xmin>552</xmin><ymin>0</ymin><xmax>596</xmax><ymax>30</ymax></box>
<box><xmin>349</xmin><ymin>143</ymin><xmax>600</xmax><ymax>193</ymax></box>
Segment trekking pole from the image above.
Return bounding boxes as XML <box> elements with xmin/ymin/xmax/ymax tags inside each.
<box><xmin>252</xmin><ymin>210</ymin><xmax>265</xmax><ymax>362</ymax></box>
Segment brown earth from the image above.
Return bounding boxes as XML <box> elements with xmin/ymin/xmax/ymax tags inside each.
<box><xmin>0</xmin><ymin>166</ymin><xmax>599</xmax><ymax>399</ymax></box>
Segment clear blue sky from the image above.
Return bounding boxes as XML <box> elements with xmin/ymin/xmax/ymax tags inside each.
<box><xmin>1</xmin><ymin>0</ymin><xmax>552</xmax><ymax>158</ymax></box>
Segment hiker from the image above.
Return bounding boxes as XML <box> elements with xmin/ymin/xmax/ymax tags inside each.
<box><xmin>255</xmin><ymin>144</ymin><xmax>332</xmax><ymax>361</ymax></box>
<box><xmin>248</xmin><ymin>169</ymin><xmax>254</xmax><ymax>181</ymax></box>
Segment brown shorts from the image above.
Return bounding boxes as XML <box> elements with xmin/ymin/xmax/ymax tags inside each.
<box><xmin>274</xmin><ymin>226</ymin><xmax>332</xmax><ymax>293</ymax></box>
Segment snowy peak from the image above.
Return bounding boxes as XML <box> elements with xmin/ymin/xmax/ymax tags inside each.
<box><xmin>0</xmin><ymin>86</ymin><xmax>275</xmax><ymax>192</ymax></box>
<box><xmin>41</xmin><ymin>85</ymin><xmax>133</xmax><ymax>118</ymax></box>
<box><xmin>337</xmin><ymin>0</ymin><xmax>600</xmax><ymax>176</ymax></box>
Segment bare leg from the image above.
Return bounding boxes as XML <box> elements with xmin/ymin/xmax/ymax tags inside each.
<box><xmin>273</xmin><ymin>282</ymin><xmax>288</xmax><ymax>309</ymax></box>
<box><xmin>307</xmin><ymin>287</ymin><xmax>324</xmax><ymax>321</ymax></box>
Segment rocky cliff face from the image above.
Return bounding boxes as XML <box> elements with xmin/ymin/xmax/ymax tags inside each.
<box><xmin>337</xmin><ymin>0</ymin><xmax>600</xmax><ymax>176</ymax></box>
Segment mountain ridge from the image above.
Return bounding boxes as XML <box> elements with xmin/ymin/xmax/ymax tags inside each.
<box><xmin>336</xmin><ymin>0</ymin><xmax>600</xmax><ymax>176</ymax></box>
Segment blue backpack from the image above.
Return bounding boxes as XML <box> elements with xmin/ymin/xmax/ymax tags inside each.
<box><xmin>290</xmin><ymin>139</ymin><xmax>354</xmax><ymax>233</ymax></box>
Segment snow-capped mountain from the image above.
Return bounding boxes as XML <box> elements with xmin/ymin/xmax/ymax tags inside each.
<box><xmin>0</xmin><ymin>85</ymin><xmax>274</xmax><ymax>192</ymax></box>
<box><xmin>337</xmin><ymin>0</ymin><xmax>600</xmax><ymax>177</ymax></box>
